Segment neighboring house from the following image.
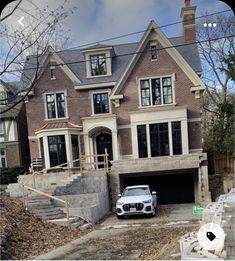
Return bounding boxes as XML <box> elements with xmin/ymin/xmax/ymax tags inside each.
<box><xmin>23</xmin><ymin>0</ymin><xmax>211</xmax><ymax>206</ymax></box>
<box><xmin>0</xmin><ymin>80</ymin><xmax>30</xmax><ymax>169</ymax></box>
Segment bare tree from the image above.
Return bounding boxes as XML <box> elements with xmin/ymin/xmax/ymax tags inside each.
<box><xmin>0</xmin><ymin>0</ymin><xmax>76</xmax><ymax>112</ymax></box>
<box><xmin>197</xmin><ymin>13</ymin><xmax>235</xmax><ymax>164</ymax></box>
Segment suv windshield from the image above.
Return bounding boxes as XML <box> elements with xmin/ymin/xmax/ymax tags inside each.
<box><xmin>122</xmin><ymin>187</ymin><xmax>150</xmax><ymax>196</ymax></box>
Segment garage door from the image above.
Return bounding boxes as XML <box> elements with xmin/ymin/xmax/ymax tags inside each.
<box><xmin>121</xmin><ymin>173</ymin><xmax>195</xmax><ymax>204</ymax></box>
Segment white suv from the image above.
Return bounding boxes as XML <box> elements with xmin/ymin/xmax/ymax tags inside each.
<box><xmin>116</xmin><ymin>185</ymin><xmax>157</xmax><ymax>219</ymax></box>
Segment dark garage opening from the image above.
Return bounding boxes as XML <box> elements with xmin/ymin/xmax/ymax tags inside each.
<box><xmin>120</xmin><ymin>172</ymin><xmax>195</xmax><ymax>204</ymax></box>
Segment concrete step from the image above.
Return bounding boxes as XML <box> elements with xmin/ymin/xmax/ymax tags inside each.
<box><xmin>26</xmin><ymin>200</ymin><xmax>52</xmax><ymax>205</ymax></box>
<box><xmin>47</xmin><ymin>216</ymin><xmax>85</xmax><ymax>228</ymax></box>
<box><xmin>26</xmin><ymin>198</ymin><xmax>52</xmax><ymax>203</ymax></box>
<box><xmin>25</xmin><ymin>192</ymin><xmax>67</xmax><ymax>221</ymax></box>
<box><xmin>30</xmin><ymin>208</ymin><xmax>63</xmax><ymax>214</ymax></box>
<box><xmin>32</xmin><ymin>212</ymin><xmax>65</xmax><ymax>219</ymax></box>
<box><xmin>26</xmin><ymin>204</ymin><xmax>55</xmax><ymax>210</ymax></box>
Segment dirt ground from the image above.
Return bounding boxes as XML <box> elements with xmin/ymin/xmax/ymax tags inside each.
<box><xmin>0</xmin><ymin>195</ymin><xmax>90</xmax><ymax>260</ymax></box>
<box><xmin>56</xmin><ymin>225</ymin><xmax>197</xmax><ymax>260</ymax></box>
<box><xmin>0</xmin><ymin>195</ymin><xmax>198</xmax><ymax>260</ymax></box>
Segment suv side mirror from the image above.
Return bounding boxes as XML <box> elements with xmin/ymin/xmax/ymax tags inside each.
<box><xmin>152</xmin><ymin>191</ymin><xmax>157</xmax><ymax>195</ymax></box>
<box><xmin>118</xmin><ymin>194</ymin><xmax>121</xmax><ymax>198</ymax></box>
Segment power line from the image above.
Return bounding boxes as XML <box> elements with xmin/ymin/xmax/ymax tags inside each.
<box><xmin>66</xmin><ymin>9</ymin><xmax>232</xmax><ymax>51</ymax></box>
<box><xmin>0</xmin><ymin>9</ymin><xmax>232</xmax><ymax>61</ymax></box>
<box><xmin>3</xmin><ymin>34</ymin><xmax>235</xmax><ymax>74</ymax></box>
<box><xmin>3</xmin><ymin>8</ymin><xmax>230</xmax><ymax>47</ymax></box>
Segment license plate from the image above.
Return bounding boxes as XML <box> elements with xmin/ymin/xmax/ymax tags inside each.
<box><xmin>130</xmin><ymin>207</ymin><xmax>136</xmax><ymax>212</ymax></box>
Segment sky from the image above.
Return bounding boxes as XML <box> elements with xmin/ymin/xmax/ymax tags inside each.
<box><xmin>2</xmin><ymin>0</ymin><xmax>233</xmax><ymax>48</ymax></box>
<box><xmin>0</xmin><ymin>0</ymin><xmax>233</xmax><ymax>82</ymax></box>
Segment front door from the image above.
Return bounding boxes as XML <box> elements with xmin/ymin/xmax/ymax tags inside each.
<box><xmin>96</xmin><ymin>133</ymin><xmax>113</xmax><ymax>167</ymax></box>
<box><xmin>48</xmin><ymin>135</ymin><xmax>67</xmax><ymax>167</ymax></box>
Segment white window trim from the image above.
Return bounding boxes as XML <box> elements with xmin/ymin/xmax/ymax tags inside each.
<box><xmin>136</xmin><ymin>121</ymin><xmax>184</xmax><ymax>159</ymax></box>
<box><xmin>85</xmin><ymin>50</ymin><xmax>112</xmax><ymax>78</ymax></box>
<box><xmin>150</xmin><ymin>41</ymin><xmax>157</xmax><ymax>61</ymax></box>
<box><xmin>90</xmin><ymin>89</ymin><xmax>112</xmax><ymax>116</ymax></box>
<box><xmin>130</xmin><ymin>108</ymin><xmax>188</xmax><ymax>159</ymax></box>
<box><xmin>138</xmin><ymin>73</ymin><xmax>176</xmax><ymax>108</ymax></box>
<box><xmin>0</xmin><ymin>121</ymin><xmax>4</xmax><ymax>134</ymax></box>
<box><xmin>50</xmin><ymin>66</ymin><xmax>56</xmax><ymax>80</ymax></box>
<box><xmin>37</xmin><ymin>129</ymin><xmax>80</xmax><ymax>169</ymax></box>
<box><xmin>43</xmin><ymin>90</ymin><xmax>68</xmax><ymax>120</ymax></box>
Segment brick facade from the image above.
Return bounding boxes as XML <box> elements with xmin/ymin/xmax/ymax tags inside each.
<box><xmin>26</xmin><ymin>36</ymin><xmax>203</xmax><ymax>162</ymax></box>
<box><xmin>24</xmin><ymin>0</ymin><xmax>211</xmax><ymax>205</ymax></box>
<box><xmin>6</xmin><ymin>143</ymin><xmax>20</xmax><ymax>167</ymax></box>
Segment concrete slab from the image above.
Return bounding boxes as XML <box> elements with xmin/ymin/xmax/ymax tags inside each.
<box><xmin>101</xmin><ymin>203</ymin><xmax>198</xmax><ymax>227</ymax></box>
<box><xmin>33</xmin><ymin>203</ymin><xmax>199</xmax><ymax>260</ymax></box>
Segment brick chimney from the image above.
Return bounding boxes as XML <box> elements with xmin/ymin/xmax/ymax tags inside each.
<box><xmin>181</xmin><ymin>0</ymin><xmax>197</xmax><ymax>43</ymax></box>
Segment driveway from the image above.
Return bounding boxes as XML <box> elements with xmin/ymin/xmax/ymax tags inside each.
<box><xmin>34</xmin><ymin>204</ymin><xmax>200</xmax><ymax>260</ymax></box>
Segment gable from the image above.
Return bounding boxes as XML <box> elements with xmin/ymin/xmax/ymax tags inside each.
<box><xmin>110</xmin><ymin>21</ymin><xmax>205</xmax><ymax>98</ymax></box>
<box><xmin>21</xmin><ymin>47</ymin><xmax>81</xmax><ymax>91</ymax></box>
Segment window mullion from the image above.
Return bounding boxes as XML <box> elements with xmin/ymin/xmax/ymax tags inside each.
<box><xmin>168</xmin><ymin>122</ymin><xmax>173</xmax><ymax>155</ymax></box>
<box><xmin>146</xmin><ymin>124</ymin><xmax>151</xmax><ymax>158</ymax></box>
<box><xmin>149</xmin><ymin>79</ymin><xmax>153</xmax><ymax>106</ymax></box>
<box><xmin>160</xmin><ymin>77</ymin><xmax>164</xmax><ymax>105</ymax></box>
<box><xmin>54</xmin><ymin>93</ymin><xmax>58</xmax><ymax>118</ymax></box>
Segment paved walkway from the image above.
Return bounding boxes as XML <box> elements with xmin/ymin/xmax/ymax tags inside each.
<box><xmin>34</xmin><ymin>204</ymin><xmax>199</xmax><ymax>260</ymax></box>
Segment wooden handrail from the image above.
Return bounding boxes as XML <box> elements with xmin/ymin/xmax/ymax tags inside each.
<box><xmin>22</xmin><ymin>184</ymin><xmax>71</xmax><ymax>230</ymax></box>
<box><xmin>24</xmin><ymin>152</ymin><xmax>110</xmax><ymax>187</ymax></box>
<box><xmin>23</xmin><ymin>185</ymin><xmax>67</xmax><ymax>203</ymax></box>
<box><xmin>81</xmin><ymin>154</ymin><xmax>108</xmax><ymax>158</ymax></box>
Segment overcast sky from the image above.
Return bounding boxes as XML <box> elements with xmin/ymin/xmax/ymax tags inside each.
<box><xmin>2</xmin><ymin>0</ymin><xmax>232</xmax><ymax>48</ymax></box>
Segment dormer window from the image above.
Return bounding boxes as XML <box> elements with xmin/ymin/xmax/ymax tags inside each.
<box><xmin>50</xmin><ymin>66</ymin><xmax>56</xmax><ymax>80</ymax></box>
<box><xmin>150</xmin><ymin>42</ymin><xmax>157</xmax><ymax>60</ymax></box>
<box><xmin>90</xmin><ymin>54</ymin><xmax>107</xmax><ymax>76</ymax></box>
<box><xmin>82</xmin><ymin>46</ymin><xmax>113</xmax><ymax>78</ymax></box>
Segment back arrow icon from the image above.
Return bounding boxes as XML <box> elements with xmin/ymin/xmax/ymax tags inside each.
<box><xmin>18</xmin><ymin>16</ymin><xmax>24</xmax><ymax>26</ymax></box>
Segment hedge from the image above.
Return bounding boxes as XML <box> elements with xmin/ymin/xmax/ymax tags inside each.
<box><xmin>0</xmin><ymin>166</ymin><xmax>26</xmax><ymax>185</ymax></box>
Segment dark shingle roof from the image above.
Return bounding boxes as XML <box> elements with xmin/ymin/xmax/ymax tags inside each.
<box><xmin>0</xmin><ymin>80</ymin><xmax>19</xmax><ymax>94</ymax></box>
<box><xmin>58</xmin><ymin>42</ymin><xmax>138</xmax><ymax>86</ymax></box>
<box><xmin>80</xmin><ymin>43</ymin><xmax>113</xmax><ymax>51</ymax></box>
<box><xmin>21</xmin><ymin>36</ymin><xmax>202</xmax><ymax>89</ymax></box>
<box><xmin>169</xmin><ymin>36</ymin><xmax>202</xmax><ymax>73</ymax></box>
<box><xmin>0</xmin><ymin>100</ymin><xmax>24</xmax><ymax>119</ymax></box>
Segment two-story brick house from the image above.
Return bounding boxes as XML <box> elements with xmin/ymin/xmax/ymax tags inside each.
<box><xmin>0</xmin><ymin>80</ymin><xmax>30</xmax><ymax>169</ymax></box>
<box><xmin>23</xmin><ymin>0</ymin><xmax>211</xmax><ymax>206</ymax></box>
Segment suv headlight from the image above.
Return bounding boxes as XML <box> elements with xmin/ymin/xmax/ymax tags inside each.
<box><xmin>143</xmin><ymin>199</ymin><xmax>151</xmax><ymax>203</ymax></box>
<box><xmin>116</xmin><ymin>202</ymin><xmax>124</xmax><ymax>206</ymax></box>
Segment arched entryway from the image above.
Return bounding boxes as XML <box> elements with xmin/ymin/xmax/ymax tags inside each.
<box><xmin>96</xmin><ymin>133</ymin><xmax>113</xmax><ymax>166</ymax></box>
<box><xmin>87</xmin><ymin>127</ymin><xmax>114</xmax><ymax>167</ymax></box>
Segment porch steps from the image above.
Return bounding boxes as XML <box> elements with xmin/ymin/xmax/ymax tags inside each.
<box><xmin>25</xmin><ymin>194</ymin><xmax>90</xmax><ymax>229</ymax></box>
<box><xmin>6</xmin><ymin>172</ymin><xmax>82</xmax><ymax>198</ymax></box>
<box><xmin>25</xmin><ymin>195</ymin><xmax>66</xmax><ymax>220</ymax></box>
<box><xmin>6</xmin><ymin>170</ymin><xmax>108</xmax><ymax>225</ymax></box>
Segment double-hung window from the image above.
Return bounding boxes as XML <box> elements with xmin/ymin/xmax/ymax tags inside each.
<box><xmin>140</xmin><ymin>76</ymin><xmax>173</xmax><ymax>107</ymax></box>
<box><xmin>46</xmin><ymin>92</ymin><xmax>66</xmax><ymax>119</ymax></box>
<box><xmin>90</xmin><ymin>54</ymin><xmax>107</xmax><ymax>76</ymax></box>
<box><xmin>93</xmin><ymin>93</ymin><xmax>109</xmax><ymax>114</ymax></box>
<box><xmin>150</xmin><ymin>43</ymin><xmax>157</xmax><ymax>60</ymax></box>
<box><xmin>0</xmin><ymin>149</ymin><xmax>6</xmax><ymax>168</ymax></box>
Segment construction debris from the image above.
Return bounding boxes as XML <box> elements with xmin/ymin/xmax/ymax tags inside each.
<box><xmin>179</xmin><ymin>188</ymin><xmax>235</xmax><ymax>260</ymax></box>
